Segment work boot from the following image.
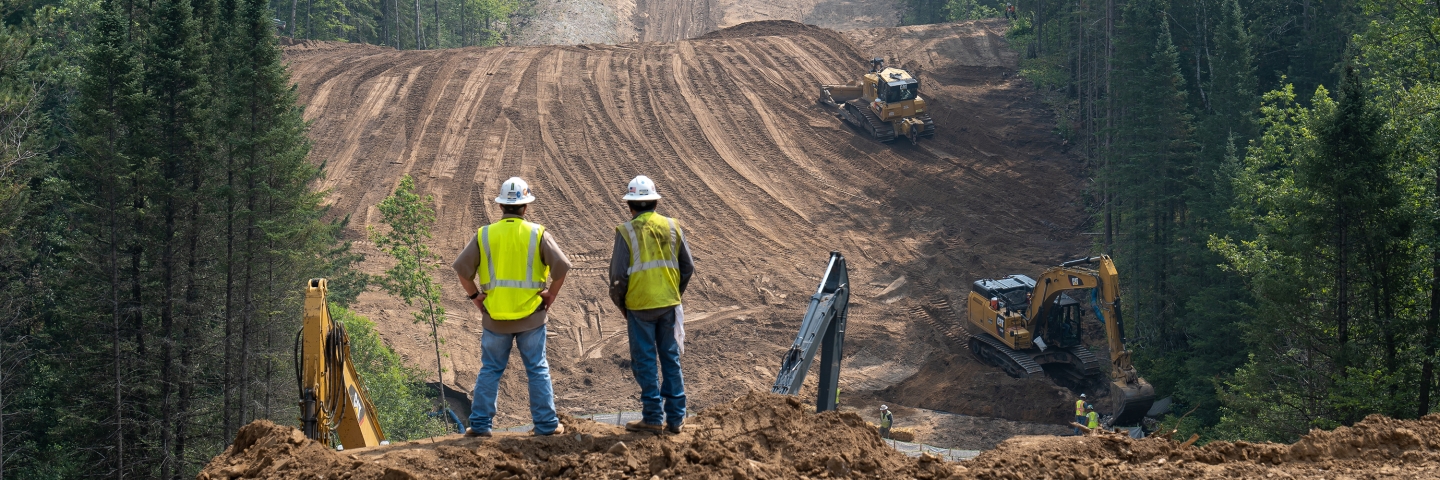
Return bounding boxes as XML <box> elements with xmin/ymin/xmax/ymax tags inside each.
<box><xmin>625</xmin><ymin>420</ymin><xmax>664</xmax><ymax>433</ymax></box>
<box><xmin>665</xmin><ymin>420</ymin><xmax>684</xmax><ymax>435</ymax></box>
<box><xmin>532</xmin><ymin>423</ymin><xmax>566</xmax><ymax>436</ymax></box>
<box><xmin>464</xmin><ymin>427</ymin><xmax>492</xmax><ymax>438</ymax></box>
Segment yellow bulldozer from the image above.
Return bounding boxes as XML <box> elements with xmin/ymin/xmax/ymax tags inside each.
<box><xmin>817</xmin><ymin>58</ymin><xmax>935</xmax><ymax>144</ymax></box>
<box><xmin>965</xmin><ymin>255</ymin><xmax>1156</xmax><ymax>426</ymax></box>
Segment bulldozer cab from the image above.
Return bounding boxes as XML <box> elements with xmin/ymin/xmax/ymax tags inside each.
<box><xmin>876</xmin><ymin>71</ymin><xmax>919</xmax><ymax>103</ymax></box>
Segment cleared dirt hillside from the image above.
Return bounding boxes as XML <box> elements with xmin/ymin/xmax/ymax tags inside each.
<box><xmin>281</xmin><ymin>19</ymin><xmax>1092</xmax><ymax>434</ymax></box>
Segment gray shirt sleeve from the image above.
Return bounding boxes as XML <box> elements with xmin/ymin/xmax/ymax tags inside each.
<box><xmin>676</xmin><ymin>230</ymin><xmax>693</xmax><ymax>295</ymax></box>
<box><xmin>608</xmin><ymin>231</ymin><xmax>629</xmax><ymax>311</ymax></box>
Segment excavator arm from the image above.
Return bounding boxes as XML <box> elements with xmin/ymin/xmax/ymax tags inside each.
<box><xmin>771</xmin><ymin>252</ymin><xmax>850</xmax><ymax>412</ymax></box>
<box><xmin>296</xmin><ymin>278</ymin><xmax>387</xmax><ymax>449</ymax></box>
<box><xmin>1026</xmin><ymin>256</ymin><xmax>1153</xmax><ymax>425</ymax></box>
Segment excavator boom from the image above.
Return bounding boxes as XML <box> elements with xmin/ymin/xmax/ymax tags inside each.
<box><xmin>297</xmin><ymin>278</ymin><xmax>386</xmax><ymax>449</ymax></box>
<box><xmin>772</xmin><ymin>252</ymin><xmax>850</xmax><ymax>412</ymax></box>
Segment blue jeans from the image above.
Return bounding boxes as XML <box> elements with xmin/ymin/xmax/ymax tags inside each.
<box><xmin>468</xmin><ymin>325</ymin><xmax>558</xmax><ymax>434</ymax></box>
<box><xmin>627</xmin><ymin>309</ymin><xmax>686</xmax><ymax>426</ymax></box>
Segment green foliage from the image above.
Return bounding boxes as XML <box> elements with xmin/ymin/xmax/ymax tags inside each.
<box><xmin>945</xmin><ymin>0</ymin><xmax>1000</xmax><ymax>21</ymax></box>
<box><xmin>274</xmin><ymin>0</ymin><xmax>526</xmax><ymax>48</ymax></box>
<box><xmin>369</xmin><ymin>174</ymin><xmax>451</xmax><ymax>431</ymax></box>
<box><xmin>330</xmin><ymin>305</ymin><xmax>450</xmax><ymax>441</ymax></box>
<box><xmin>370</xmin><ymin>174</ymin><xmax>446</xmax><ymax>333</ymax></box>
<box><xmin>1211</xmin><ymin>69</ymin><xmax>1421</xmax><ymax>440</ymax></box>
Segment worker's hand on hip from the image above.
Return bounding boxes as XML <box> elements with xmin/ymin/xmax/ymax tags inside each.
<box><xmin>471</xmin><ymin>294</ymin><xmax>486</xmax><ymax>310</ymax></box>
<box><xmin>538</xmin><ymin>289</ymin><xmax>557</xmax><ymax>310</ymax></box>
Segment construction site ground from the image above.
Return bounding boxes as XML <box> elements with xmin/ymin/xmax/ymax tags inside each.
<box><xmin>204</xmin><ymin>392</ymin><xmax>1440</xmax><ymax>479</ymax></box>
<box><xmin>281</xmin><ymin>17</ymin><xmax>1091</xmax><ymax>452</ymax></box>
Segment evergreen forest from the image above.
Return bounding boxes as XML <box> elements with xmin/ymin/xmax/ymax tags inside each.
<box><xmin>0</xmin><ymin>0</ymin><xmax>1435</xmax><ymax>477</ymax></box>
<box><xmin>908</xmin><ymin>0</ymin><xmax>1440</xmax><ymax>443</ymax></box>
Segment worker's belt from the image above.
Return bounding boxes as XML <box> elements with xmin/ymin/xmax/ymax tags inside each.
<box><xmin>622</xmin><ymin>218</ymin><xmax>679</xmax><ymax>275</ymax></box>
<box><xmin>480</xmin><ymin>225</ymin><xmax>546</xmax><ymax>290</ymax></box>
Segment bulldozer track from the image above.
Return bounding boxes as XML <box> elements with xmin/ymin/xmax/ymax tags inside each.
<box><xmin>844</xmin><ymin>99</ymin><xmax>897</xmax><ymax>142</ymax></box>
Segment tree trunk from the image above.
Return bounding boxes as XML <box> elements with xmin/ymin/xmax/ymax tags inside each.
<box><xmin>289</xmin><ymin>0</ymin><xmax>298</xmax><ymax>36</ymax></box>
<box><xmin>1419</xmin><ymin>167</ymin><xmax>1440</xmax><ymax>416</ymax></box>
<box><xmin>414</xmin><ymin>0</ymin><xmax>422</xmax><ymax>48</ymax></box>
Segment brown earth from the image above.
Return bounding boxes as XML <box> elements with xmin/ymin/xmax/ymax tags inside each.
<box><xmin>281</xmin><ymin>18</ymin><xmax>1092</xmax><ymax>451</ymax></box>
<box><xmin>200</xmin><ymin>393</ymin><xmax>1440</xmax><ymax>479</ymax></box>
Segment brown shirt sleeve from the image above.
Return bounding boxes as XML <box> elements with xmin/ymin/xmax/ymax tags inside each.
<box><xmin>451</xmin><ymin>233</ymin><xmax>481</xmax><ymax>281</ymax></box>
<box><xmin>539</xmin><ymin>230</ymin><xmax>571</xmax><ymax>280</ymax></box>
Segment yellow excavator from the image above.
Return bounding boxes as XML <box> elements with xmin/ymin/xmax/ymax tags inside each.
<box><xmin>817</xmin><ymin>58</ymin><xmax>936</xmax><ymax>144</ymax></box>
<box><xmin>295</xmin><ymin>278</ymin><xmax>387</xmax><ymax>449</ymax></box>
<box><xmin>965</xmin><ymin>255</ymin><xmax>1155</xmax><ymax>425</ymax></box>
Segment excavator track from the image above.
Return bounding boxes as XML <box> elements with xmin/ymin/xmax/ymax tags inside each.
<box><xmin>969</xmin><ymin>334</ymin><xmax>1043</xmax><ymax>378</ymax></box>
<box><xmin>844</xmin><ymin>100</ymin><xmax>897</xmax><ymax>142</ymax></box>
<box><xmin>1068</xmin><ymin>345</ymin><xmax>1102</xmax><ymax>376</ymax></box>
<box><xmin>917</xmin><ymin>112</ymin><xmax>936</xmax><ymax>137</ymax></box>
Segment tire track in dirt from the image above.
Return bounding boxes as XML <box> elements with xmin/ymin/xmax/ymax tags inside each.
<box><xmin>284</xmin><ymin>20</ymin><xmax>1093</xmax><ymax>426</ymax></box>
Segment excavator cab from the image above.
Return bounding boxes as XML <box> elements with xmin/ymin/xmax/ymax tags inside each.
<box><xmin>1044</xmin><ymin>294</ymin><xmax>1083</xmax><ymax>349</ymax></box>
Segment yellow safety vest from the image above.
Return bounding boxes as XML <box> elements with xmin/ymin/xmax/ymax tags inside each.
<box><xmin>618</xmin><ymin>212</ymin><xmax>683</xmax><ymax>310</ymax></box>
<box><xmin>1076</xmin><ymin>399</ymin><xmax>1086</xmax><ymax>416</ymax></box>
<box><xmin>1086</xmin><ymin>411</ymin><xmax>1099</xmax><ymax>429</ymax></box>
<box><xmin>880</xmin><ymin>411</ymin><xmax>893</xmax><ymax>428</ymax></box>
<box><xmin>477</xmin><ymin>219</ymin><xmax>549</xmax><ymax>320</ymax></box>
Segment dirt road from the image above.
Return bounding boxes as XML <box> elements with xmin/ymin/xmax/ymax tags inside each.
<box><xmin>282</xmin><ymin>19</ymin><xmax>1090</xmax><ymax>442</ymax></box>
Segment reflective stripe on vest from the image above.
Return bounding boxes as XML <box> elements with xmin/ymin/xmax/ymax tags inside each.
<box><xmin>477</xmin><ymin>219</ymin><xmax>548</xmax><ymax>320</ymax></box>
<box><xmin>618</xmin><ymin>212</ymin><xmax>683</xmax><ymax>310</ymax></box>
<box><xmin>1076</xmin><ymin>399</ymin><xmax>1086</xmax><ymax>416</ymax></box>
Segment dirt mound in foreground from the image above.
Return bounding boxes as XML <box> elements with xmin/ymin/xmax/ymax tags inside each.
<box><xmin>961</xmin><ymin>413</ymin><xmax>1440</xmax><ymax>478</ymax></box>
<box><xmin>201</xmin><ymin>403</ymin><xmax>1440</xmax><ymax>479</ymax></box>
<box><xmin>198</xmin><ymin>392</ymin><xmax>958</xmax><ymax>479</ymax></box>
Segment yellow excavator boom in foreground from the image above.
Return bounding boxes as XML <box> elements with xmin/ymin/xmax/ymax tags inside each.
<box><xmin>965</xmin><ymin>255</ymin><xmax>1155</xmax><ymax>425</ymax></box>
<box><xmin>297</xmin><ymin>278</ymin><xmax>386</xmax><ymax>449</ymax></box>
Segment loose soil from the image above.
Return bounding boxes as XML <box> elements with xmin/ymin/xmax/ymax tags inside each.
<box><xmin>200</xmin><ymin>393</ymin><xmax>1440</xmax><ymax>479</ymax></box>
<box><xmin>281</xmin><ymin>18</ymin><xmax>1091</xmax><ymax>451</ymax></box>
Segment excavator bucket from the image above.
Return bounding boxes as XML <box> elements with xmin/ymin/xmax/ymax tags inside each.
<box><xmin>1108</xmin><ymin>378</ymin><xmax>1156</xmax><ymax>426</ymax></box>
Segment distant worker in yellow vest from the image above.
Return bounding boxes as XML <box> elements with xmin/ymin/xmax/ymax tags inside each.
<box><xmin>879</xmin><ymin>405</ymin><xmax>894</xmax><ymax>439</ymax></box>
<box><xmin>608</xmin><ymin>175</ymin><xmax>694</xmax><ymax>435</ymax></box>
<box><xmin>1086</xmin><ymin>404</ymin><xmax>1100</xmax><ymax>431</ymax></box>
<box><xmin>1074</xmin><ymin>393</ymin><xmax>1087</xmax><ymax>434</ymax></box>
<box><xmin>452</xmin><ymin>177</ymin><xmax>572</xmax><ymax>437</ymax></box>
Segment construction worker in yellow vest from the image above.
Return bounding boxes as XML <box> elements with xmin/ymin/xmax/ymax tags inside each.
<box><xmin>879</xmin><ymin>405</ymin><xmax>894</xmax><ymax>439</ymax></box>
<box><xmin>1086</xmin><ymin>404</ymin><xmax>1100</xmax><ymax>431</ymax></box>
<box><xmin>608</xmin><ymin>175</ymin><xmax>694</xmax><ymax>435</ymax></box>
<box><xmin>452</xmin><ymin>177</ymin><xmax>572</xmax><ymax>437</ymax></box>
<box><xmin>1074</xmin><ymin>393</ymin><xmax>1087</xmax><ymax>434</ymax></box>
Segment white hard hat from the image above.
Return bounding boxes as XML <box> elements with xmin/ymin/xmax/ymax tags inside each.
<box><xmin>1080</xmin><ymin>394</ymin><xmax>1086</xmax><ymax>398</ymax></box>
<box><xmin>495</xmin><ymin>177</ymin><xmax>535</xmax><ymax>205</ymax></box>
<box><xmin>880</xmin><ymin>405</ymin><xmax>888</xmax><ymax>410</ymax></box>
<box><xmin>623</xmin><ymin>175</ymin><xmax>661</xmax><ymax>201</ymax></box>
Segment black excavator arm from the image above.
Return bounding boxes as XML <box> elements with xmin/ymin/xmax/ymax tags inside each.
<box><xmin>771</xmin><ymin>252</ymin><xmax>851</xmax><ymax>412</ymax></box>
